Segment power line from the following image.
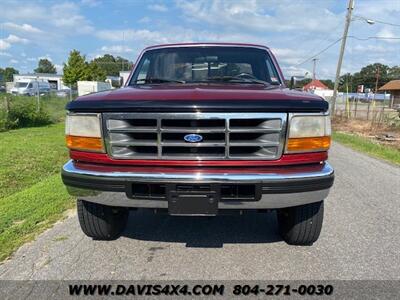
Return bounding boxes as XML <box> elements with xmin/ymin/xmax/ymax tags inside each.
<box><xmin>293</xmin><ymin>40</ymin><xmax>340</xmax><ymax>67</ymax></box>
<box><xmin>372</xmin><ymin>19</ymin><xmax>400</xmax><ymax>27</ymax></box>
<box><xmin>293</xmin><ymin>38</ymin><xmax>342</xmax><ymax>66</ymax></box>
<box><xmin>353</xmin><ymin>15</ymin><xmax>400</xmax><ymax>27</ymax></box>
<box><xmin>292</xmin><ymin>35</ymin><xmax>400</xmax><ymax>67</ymax></box>
<box><xmin>348</xmin><ymin>35</ymin><xmax>400</xmax><ymax>41</ymax></box>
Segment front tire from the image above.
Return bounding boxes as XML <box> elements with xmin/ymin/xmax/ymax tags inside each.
<box><xmin>77</xmin><ymin>200</ymin><xmax>128</xmax><ymax>240</ymax></box>
<box><xmin>277</xmin><ymin>201</ymin><xmax>324</xmax><ymax>245</ymax></box>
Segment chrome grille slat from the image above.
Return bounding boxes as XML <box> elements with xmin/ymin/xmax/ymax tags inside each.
<box><xmin>228</xmin><ymin>128</ymin><xmax>282</xmax><ymax>133</ymax></box>
<box><xmin>108</xmin><ymin>128</ymin><xmax>157</xmax><ymax>133</ymax></box>
<box><xmin>110</xmin><ymin>141</ymin><xmax>158</xmax><ymax>146</ymax></box>
<box><xmin>161</xmin><ymin>142</ymin><xmax>226</xmax><ymax>147</ymax></box>
<box><xmin>229</xmin><ymin>142</ymin><xmax>280</xmax><ymax>146</ymax></box>
<box><xmin>160</xmin><ymin>128</ymin><xmax>226</xmax><ymax>133</ymax></box>
<box><xmin>104</xmin><ymin>113</ymin><xmax>287</xmax><ymax>160</ymax></box>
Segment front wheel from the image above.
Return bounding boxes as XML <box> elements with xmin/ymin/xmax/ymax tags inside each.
<box><xmin>277</xmin><ymin>201</ymin><xmax>324</xmax><ymax>245</ymax></box>
<box><xmin>77</xmin><ymin>200</ymin><xmax>128</xmax><ymax>240</ymax></box>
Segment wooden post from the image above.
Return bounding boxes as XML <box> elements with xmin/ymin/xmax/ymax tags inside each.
<box><xmin>354</xmin><ymin>99</ymin><xmax>358</xmax><ymax>119</ymax></box>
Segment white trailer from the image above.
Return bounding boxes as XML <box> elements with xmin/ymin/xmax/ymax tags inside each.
<box><xmin>77</xmin><ymin>81</ymin><xmax>112</xmax><ymax>96</ymax></box>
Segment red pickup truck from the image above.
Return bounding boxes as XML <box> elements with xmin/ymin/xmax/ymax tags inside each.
<box><xmin>62</xmin><ymin>43</ymin><xmax>334</xmax><ymax>245</ymax></box>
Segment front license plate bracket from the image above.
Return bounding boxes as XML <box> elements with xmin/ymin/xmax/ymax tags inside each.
<box><xmin>167</xmin><ymin>184</ymin><xmax>220</xmax><ymax>216</ymax></box>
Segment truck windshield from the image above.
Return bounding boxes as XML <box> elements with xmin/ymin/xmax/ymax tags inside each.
<box><xmin>15</xmin><ymin>82</ymin><xmax>28</xmax><ymax>88</ymax></box>
<box><xmin>130</xmin><ymin>47</ymin><xmax>281</xmax><ymax>85</ymax></box>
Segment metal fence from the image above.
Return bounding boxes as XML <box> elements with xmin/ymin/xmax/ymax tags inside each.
<box><xmin>327</xmin><ymin>95</ymin><xmax>399</xmax><ymax>128</ymax></box>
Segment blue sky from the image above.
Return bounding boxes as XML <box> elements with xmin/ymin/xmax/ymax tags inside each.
<box><xmin>1</xmin><ymin>0</ymin><xmax>399</xmax><ymax>79</ymax></box>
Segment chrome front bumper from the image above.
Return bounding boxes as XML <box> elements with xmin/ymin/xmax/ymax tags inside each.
<box><xmin>62</xmin><ymin>160</ymin><xmax>334</xmax><ymax>209</ymax></box>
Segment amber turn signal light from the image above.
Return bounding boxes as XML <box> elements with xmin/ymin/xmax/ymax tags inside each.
<box><xmin>66</xmin><ymin>135</ymin><xmax>104</xmax><ymax>152</ymax></box>
<box><xmin>287</xmin><ymin>136</ymin><xmax>331</xmax><ymax>152</ymax></box>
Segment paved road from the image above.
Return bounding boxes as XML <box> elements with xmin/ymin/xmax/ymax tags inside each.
<box><xmin>1</xmin><ymin>143</ymin><xmax>399</xmax><ymax>280</ymax></box>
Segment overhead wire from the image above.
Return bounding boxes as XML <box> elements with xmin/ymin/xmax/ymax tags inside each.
<box><xmin>292</xmin><ymin>36</ymin><xmax>400</xmax><ymax>67</ymax></box>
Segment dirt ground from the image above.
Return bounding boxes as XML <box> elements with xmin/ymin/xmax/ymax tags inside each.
<box><xmin>332</xmin><ymin>118</ymin><xmax>400</xmax><ymax>150</ymax></box>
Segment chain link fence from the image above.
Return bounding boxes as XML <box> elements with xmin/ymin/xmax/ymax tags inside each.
<box><xmin>327</xmin><ymin>95</ymin><xmax>400</xmax><ymax>129</ymax></box>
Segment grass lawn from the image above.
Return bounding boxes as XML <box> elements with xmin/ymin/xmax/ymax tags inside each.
<box><xmin>0</xmin><ymin>123</ymin><xmax>74</xmax><ymax>261</ymax></box>
<box><xmin>0</xmin><ymin>123</ymin><xmax>68</xmax><ymax>199</ymax></box>
<box><xmin>333</xmin><ymin>131</ymin><xmax>400</xmax><ymax>165</ymax></box>
<box><xmin>0</xmin><ymin>175</ymin><xmax>74</xmax><ymax>261</ymax></box>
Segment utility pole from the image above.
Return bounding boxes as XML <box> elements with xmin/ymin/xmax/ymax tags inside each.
<box><xmin>331</xmin><ymin>0</ymin><xmax>354</xmax><ymax>115</ymax></box>
<box><xmin>312</xmin><ymin>58</ymin><xmax>318</xmax><ymax>80</ymax></box>
<box><xmin>374</xmin><ymin>65</ymin><xmax>380</xmax><ymax>95</ymax></box>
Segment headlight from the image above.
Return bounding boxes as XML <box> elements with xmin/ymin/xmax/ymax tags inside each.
<box><xmin>286</xmin><ymin>115</ymin><xmax>331</xmax><ymax>153</ymax></box>
<box><xmin>65</xmin><ymin>114</ymin><xmax>104</xmax><ymax>152</ymax></box>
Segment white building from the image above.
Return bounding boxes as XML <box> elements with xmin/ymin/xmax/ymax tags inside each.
<box><xmin>303</xmin><ymin>79</ymin><xmax>333</xmax><ymax>99</ymax></box>
<box><xmin>13</xmin><ymin>73</ymin><xmax>69</xmax><ymax>90</ymax></box>
<box><xmin>119</xmin><ymin>71</ymin><xmax>131</xmax><ymax>86</ymax></box>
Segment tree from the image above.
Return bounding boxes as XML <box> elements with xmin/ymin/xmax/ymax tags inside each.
<box><xmin>388</xmin><ymin>66</ymin><xmax>400</xmax><ymax>80</ymax></box>
<box><xmin>352</xmin><ymin>63</ymin><xmax>390</xmax><ymax>91</ymax></box>
<box><xmin>0</xmin><ymin>67</ymin><xmax>19</xmax><ymax>82</ymax></box>
<box><xmin>63</xmin><ymin>50</ymin><xmax>90</xmax><ymax>87</ymax></box>
<box><xmin>34</xmin><ymin>58</ymin><xmax>56</xmax><ymax>74</ymax></box>
<box><xmin>87</xmin><ymin>61</ymin><xmax>106</xmax><ymax>81</ymax></box>
<box><xmin>320</xmin><ymin>79</ymin><xmax>334</xmax><ymax>90</ymax></box>
<box><xmin>91</xmin><ymin>54</ymin><xmax>133</xmax><ymax>76</ymax></box>
<box><xmin>338</xmin><ymin>73</ymin><xmax>354</xmax><ymax>92</ymax></box>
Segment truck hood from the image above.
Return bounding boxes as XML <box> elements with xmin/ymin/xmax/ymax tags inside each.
<box><xmin>67</xmin><ymin>84</ymin><xmax>328</xmax><ymax>113</ymax></box>
<box><xmin>76</xmin><ymin>84</ymin><xmax>322</xmax><ymax>102</ymax></box>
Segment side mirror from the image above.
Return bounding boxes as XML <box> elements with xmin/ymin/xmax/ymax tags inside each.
<box><xmin>290</xmin><ymin>76</ymin><xmax>297</xmax><ymax>90</ymax></box>
<box><xmin>289</xmin><ymin>75</ymin><xmax>308</xmax><ymax>90</ymax></box>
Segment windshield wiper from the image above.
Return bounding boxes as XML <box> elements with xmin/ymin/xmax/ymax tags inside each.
<box><xmin>206</xmin><ymin>76</ymin><xmax>270</xmax><ymax>85</ymax></box>
<box><xmin>133</xmin><ymin>78</ymin><xmax>185</xmax><ymax>84</ymax></box>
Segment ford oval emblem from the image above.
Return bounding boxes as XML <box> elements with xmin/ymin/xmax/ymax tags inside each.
<box><xmin>184</xmin><ymin>134</ymin><xmax>203</xmax><ymax>143</ymax></box>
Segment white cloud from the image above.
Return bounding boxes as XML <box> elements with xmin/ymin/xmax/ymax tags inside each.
<box><xmin>100</xmin><ymin>45</ymin><xmax>133</xmax><ymax>54</ymax></box>
<box><xmin>352</xmin><ymin>44</ymin><xmax>387</xmax><ymax>53</ymax></box>
<box><xmin>376</xmin><ymin>28</ymin><xmax>399</xmax><ymax>43</ymax></box>
<box><xmin>281</xmin><ymin>66</ymin><xmax>311</xmax><ymax>78</ymax></box>
<box><xmin>50</xmin><ymin>2</ymin><xmax>94</xmax><ymax>34</ymax></box>
<box><xmin>54</xmin><ymin>64</ymin><xmax>64</xmax><ymax>73</ymax></box>
<box><xmin>0</xmin><ymin>40</ymin><xmax>10</xmax><ymax>50</ymax></box>
<box><xmin>10</xmin><ymin>59</ymin><xmax>19</xmax><ymax>64</ymax></box>
<box><xmin>148</xmin><ymin>4</ymin><xmax>169</xmax><ymax>12</ymax></box>
<box><xmin>138</xmin><ymin>17</ymin><xmax>151</xmax><ymax>23</ymax></box>
<box><xmin>38</xmin><ymin>54</ymin><xmax>52</xmax><ymax>61</ymax></box>
<box><xmin>96</xmin><ymin>29</ymin><xmax>171</xmax><ymax>44</ymax></box>
<box><xmin>2</xmin><ymin>22</ymin><xmax>42</xmax><ymax>33</ymax></box>
<box><xmin>0</xmin><ymin>4</ymin><xmax>46</xmax><ymax>21</ymax></box>
<box><xmin>4</xmin><ymin>34</ymin><xmax>29</xmax><ymax>44</ymax></box>
<box><xmin>0</xmin><ymin>2</ymin><xmax>93</xmax><ymax>35</ymax></box>
<box><xmin>272</xmin><ymin>48</ymin><xmax>304</xmax><ymax>65</ymax></box>
<box><xmin>0</xmin><ymin>34</ymin><xmax>29</xmax><ymax>51</ymax></box>
<box><xmin>27</xmin><ymin>57</ymin><xmax>37</xmax><ymax>62</ymax></box>
<box><xmin>175</xmin><ymin>0</ymin><xmax>342</xmax><ymax>33</ymax></box>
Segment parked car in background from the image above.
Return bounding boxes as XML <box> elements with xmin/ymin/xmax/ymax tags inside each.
<box><xmin>10</xmin><ymin>79</ymin><xmax>51</xmax><ymax>96</ymax></box>
<box><xmin>55</xmin><ymin>89</ymin><xmax>71</xmax><ymax>98</ymax></box>
<box><xmin>0</xmin><ymin>85</ymin><xmax>5</xmax><ymax>93</ymax></box>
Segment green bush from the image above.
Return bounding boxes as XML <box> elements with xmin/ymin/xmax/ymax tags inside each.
<box><xmin>0</xmin><ymin>96</ymin><xmax>58</xmax><ymax>131</ymax></box>
<box><xmin>0</xmin><ymin>110</ymin><xmax>8</xmax><ymax>131</ymax></box>
<box><xmin>7</xmin><ymin>101</ymin><xmax>52</xmax><ymax>128</ymax></box>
